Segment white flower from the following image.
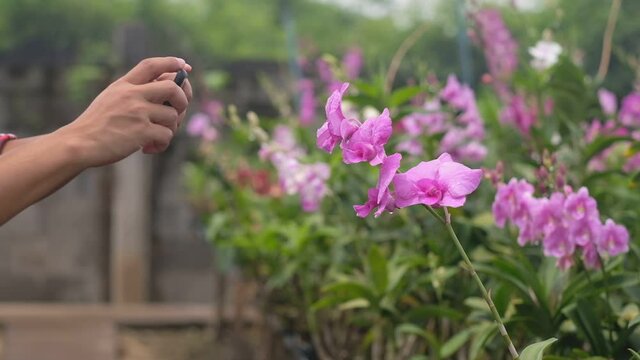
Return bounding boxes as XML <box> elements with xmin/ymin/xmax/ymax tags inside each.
<box><xmin>341</xmin><ymin>100</ymin><xmax>359</xmax><ymax>120</ymax></box>
<box><xmin>529</xmin><ymin>40</ymin><xmax>562</xmax><ymax>70</ymax></box>
<box><xmin>362</xmin><ymin>106</ymin><xmax>380</xmax><ymax>120</ymax></box>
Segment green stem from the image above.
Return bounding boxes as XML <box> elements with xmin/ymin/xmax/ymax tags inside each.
<box><xmin>440</xmin><ymin>207</ymin><xmax>520</xmax><ymax>359</ymax></box>
<box><xmin>424</xmin><ymin>205</ymin><xmax>445</xmax><ymax>225</ymax></box>
<box><xmin>597</xmin><ymin>254</ymin><xmax>614</xmax><ymax>355</ymax></box>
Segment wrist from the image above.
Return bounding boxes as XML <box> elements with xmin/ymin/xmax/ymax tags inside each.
<box><xmin>49</xmin><ymin>127</ymin><xmax>94</xmax><ymax>171</ymax></box>
<box><xmin>0</xmin><ymin>133</ymin><xmax>17</xmax><ymax>154</ymax></box>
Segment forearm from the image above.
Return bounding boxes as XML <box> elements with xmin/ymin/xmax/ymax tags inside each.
<box><xmin>0</xmin><ymin>131</ymin><xmax>87</xmax><ymax>225</ymax></box>
<box><xmin>1</xmin><ymin>136</ymin><xmax>43</xmax><ymax>154</ymax></box>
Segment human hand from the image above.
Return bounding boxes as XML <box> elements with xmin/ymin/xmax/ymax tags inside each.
<box><xmin>56</xmin><ymin>56</ymin><xmax>193</xmax><ymax>167</ymax></box>
<box><xmin>143</xmin><ymin>70</ymin><xmax>193</xmax><ymax>154</ymax></box>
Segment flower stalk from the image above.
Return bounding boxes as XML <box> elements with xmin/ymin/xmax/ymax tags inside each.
<box><xmin>439</xmin><ymin>206</ymin><xmax>520</xmax><ymax>359</ymax></box>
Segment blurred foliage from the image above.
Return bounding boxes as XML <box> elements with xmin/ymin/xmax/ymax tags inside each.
<box><xmin>499</xmin><ymin>0</ymin><xmax>640</xmax><ymax>94</ymax></box>
<box><xmin>182</xmin><ymin>1</ymin><xmax>640</xmax><ymax>358</ymax></box>
<box><xmin>1</xmin><ymin>0</ymin><xmax>640</xmax><ymax>95</ymax></box>
<box><xmin>184</xmin><ymin>54</ymin><xmax>640</xmax><ymax>359</ymax></box>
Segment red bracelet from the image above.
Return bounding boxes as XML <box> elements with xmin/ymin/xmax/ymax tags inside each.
<box><xmin>0</xmin><ymin>133</ymin><xmax>17</xmax><ymax>154</ymax></box>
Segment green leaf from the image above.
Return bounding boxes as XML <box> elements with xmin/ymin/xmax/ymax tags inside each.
<box><xmin>203</xmin><ymin>70</ymin><xmax>229</xmax><ymax>91</ymax></box>
<box><xmin>322</xmin><ymin>281</ymin><xmax>376</xmax><ymax>300</ymax></box>
<box><xmin>468</xmin><ymin>322</ymin><xmax>498</xmax><ymax>360</ymax></box>
<box><xmin>387</xmin><ymin>264</ymin><xmax>410</xmax><ymax>294</ymax></box>
<box><xmin>567</xmin><ymin>298</ymin><xmax>608</xmax><ymax>355</ymax></box>
<box><xmin>345</xmin><ymin>93</ymin><xmax>382</xmax><ymax>108</ymax></box>
<box><xmin>354</xmin><ymin>80</ymin><xmax>383</xmax><ymax>99</ymax></box>
<box><xmin>266</xmin><ymin>261</ymin><xmax>298</xmax><ymax>288</ymax></box>
<box><xmin>389</xmin><ymin>86</ymin><xmax>422</xmax><ymax>107</ymax></box>
<box><xmin>368</xmin><ymin>246</ymin><xmax>389</xmax><ymax>295</ymax></box>
<box><xmin>519</xmin><ymin>338</ymin><xmax>557</xmax><ymax>360</ymax></box>
<box><xmin>395</xmin><ymin>323</ymin><xmax>429</xmax><ymax>339</ymax></box>
<box><xmin>408</xmin><ymin>356</ymin><xmax>430</xmax><ymax>360</ymax></box>
<box><xmin>470</xmin><ymin>211</ymin><xmax>495</xmax><ymax>229</ymax></box>
<box><xmin>405</xmin><ymin>305</ymin><xmax>464</xmax><ymax>321</ymax></box>
<box><xmin>396</xmin><ymin>323</ymin><xmax>441</xmax><ymax>356</ymax></box>
<box><xmin>312</xmin><ymin>280</ymin><xmax>377</xmax><ymax>311</ymax></box>
<box><xmin>206</xmin><ymin>213</ymin><xmax>229</xmax><ymax>243</ymax></box>
<box><xmin>583</xmin><ymin>136</ymin><xmax>632</xmax><ymax>162</ymax></box>
<box><xmin>310</xmin><ymin>295</ymin><xmax>343</xmax><ymax>312</ymax></box>
<box><xmin>548</xmin><ymin>56</ymin><xmax>589</xmax><ymax>134</ymax></box>
<box><xmin>629</xmin><ymin>170</ymin><xmax>640</xmax><ymax>186</ymax></box>
<box><xmin>464</xmin><ymin>297</ymin><xmax>490</xmax><ymax>312</ymax></box>
<box><xmin>439</xmin><ymin>329</ymin><xmax>472</xmax><ymax>358</ymax></box>
<box><xmin>629</xmin><ymin>349</ymin><xmax>640</xmax><ymax>359</ymax></box>
<box><xmin>338</xmin><ymin>298</ymin><xmax>370</xmax><ymax>311</ymax></box>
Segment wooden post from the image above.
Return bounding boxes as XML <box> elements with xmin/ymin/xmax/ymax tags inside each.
<box><xmin>110</xmin><ymin>23</ymin><xmax>152</xmax><ymax>303</ymax></box>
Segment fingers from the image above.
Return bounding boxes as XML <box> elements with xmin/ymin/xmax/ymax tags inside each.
<box><xmin>181</xmin><ymin>78</ymin><xmax>193</xmax><ymax>103</ymax></box>
<box><xmin>142</xmin><ymin>124</ymin><xmax>174</xmax><ymax>154</ymax></box>
<box><xmin>123</xmin><ymin>57</ymin><xmax>189</xmax><ymax>85</ymax></box>
<box><xmin>178</xmin><ymin>80</ymin><xmax>193</xmax><ymax>127</ymax></box>
<box><xmin>121</xmin><ymin>58</ymin><xmax>193</xmax><ymax>155</ymax></box>
<box><xmin>139</xmin><ymin>80</ymin><xmax>189</xmax><ymax>114</ymax></box>
<box><xmin>148</xmin><ymin>104</ymin><xmax>179</xmax><ymax>133</ymax></box>
<box><xmin>156</xmin><ymin>72</ymin><xmax>193</xmax><ymax>106</ymax></box>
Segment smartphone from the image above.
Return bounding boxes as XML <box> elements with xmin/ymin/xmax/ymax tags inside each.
<box><xmin>164</xmin><ymin>69</ymin><xmax>188</xmax><ymax>106</ymax></box>
<box><xmin>173</xmin><ymin>69</ymin><xmax>188</xmax><ymax>87</ymax></box>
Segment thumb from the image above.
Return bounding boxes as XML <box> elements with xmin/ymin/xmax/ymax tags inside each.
<box><xmin>123</xmin><ymin>57</ymin><xmax>189</xmax><ymax>85</ymax></box>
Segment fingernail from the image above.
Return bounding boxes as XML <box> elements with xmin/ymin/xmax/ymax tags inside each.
<box><xmin>185</xmin><ymin>64</ymin><xmax>193</xmax><ymax>72</ymax></box>
<box><xmin>176</xmin><ymin>57</ymin><xmax>186</xmax><ymax>67</ymax></box>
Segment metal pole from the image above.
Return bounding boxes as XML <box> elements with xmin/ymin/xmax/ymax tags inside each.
<box><xmin>456</xmin><ymin>0</ymin><xmax>474</xmax><ymax>85</ymax></box>
<box><xmin>281</xmin><ymin>0</ymin><xmax>302</xmax><ymax>110</ymax></box>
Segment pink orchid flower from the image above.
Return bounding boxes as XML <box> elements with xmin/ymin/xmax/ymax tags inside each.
<box><xmin>393</xmin><ymin>153</ymin><xmax>483</xmax><ymax>208</ymax></box>
<box><xmin>354</xmin><ymin>153</ymin><xmax>402</xmax><ymax>218</ymax></box>
<box><xmin>341</xmin><ymin>109</ymin><xmax>392</xmax><ymax>165</ymax></box>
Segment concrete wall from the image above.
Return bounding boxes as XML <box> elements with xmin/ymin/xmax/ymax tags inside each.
<box><xmin>0</xmin><ymin>169</ymin><xmax>108</xmax><ymax>301</ymax></box>
<box><xmin>0</xmin><ymin>64</ymin><xmax>111</xmax><ymax>301</ymax></box>
<box><xmin>151</xmin><ymin>136</ymin><xmax>216</xmax><ymax>303</ymax></box>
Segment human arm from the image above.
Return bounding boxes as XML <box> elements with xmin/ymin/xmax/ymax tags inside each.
<box><xmin>1</xmin><ymin>136</ymin><xmax>41</xmax><ymax>153</ymax></box>
<box><xmin>0</xmin><ymin>57</ymin><xmax>193</xmax><ymax>225</ymax></box>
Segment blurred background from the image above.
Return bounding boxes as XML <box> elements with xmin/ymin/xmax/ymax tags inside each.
<box><xmin>0</xmin><ymin>0</ymin><xmax>638</xmax><ymax>359</ymax></box>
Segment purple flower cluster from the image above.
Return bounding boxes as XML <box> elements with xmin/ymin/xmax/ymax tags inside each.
<box><xmin>316</xmin><ymin>58</ymin><xmax>342</xmax><ymax>94</ymax></box>
<box><xmin>472</xmin><ymin>9</ymin><xmax>518</xmax><ymax>99</ymax></box>
<box><xmin>187</xmin><ymin>113</ymin><xmax>219</xmax><ymax>142</ymax></box>
<box><xmin>624</xmin><ymin>153</ymin><xmax>640</xmax><ymax>173</ymax></box>
<box><xmin>620</xmin><ymin>92</ymin><xmax>640</xmax><ymax>127</ymax></box>
<box><xmin>598</xmin><ymin>89</ymin><xmax>617</xmax><ymax>116</ymax></box>
<box><xmin>500</xmin><ymin>94</ymin><xmax>537</xmax><ymax>136</ymax></box>
<box><xmin>342</xmin><ymin>47</ymin><xmax>363</xmax><ymax>80</ymax></box>
<box><xmin>186</xmin><ymin>100</ymin><xmax>225</xmax><ymax>142</ymax></box>
<box><xmin>317</xmin><ymin>83</ymin><xmax>392</xmax><ymax>165</ymax></box>
<box><xmin>297</xmin><ymin>48</ymin><xmax>364</xmax><ymax>127</ymax></box>
<box><xmin>586</xmin><ymin>89</ymin><xmax>640</xmax><ymax>173</ymax></box>
<box><xmin>439</xmin><ymin>76</ymin><xmax>487</xmax><ymax>162</ymax></box>
<box><xmin>317</xmin><ymin>83</ymin><xmax>483</xmax><ymax>218</ymax></box>
<box><xmin>298</xmin><ymin>79</ymin><xmax>317</xmax><ymax>126</ymax></box>
<box><xmin>396</xmin><ymin>75</ymin><xmax>487</xmax><ymax>163</ymax></box>
<box><xmin>261</xmin><ymin>125</ymin><xmax>330</xmax><ymax>212</ymax></box>
<box><xmin>493</xmin><ymin>179</ymin><xmax>630</xmax><ymax>269</ymax></box>
<box><xmin>471</xmin><ymin>8</ymin><xmax>546</xmax><ymax>137</ymax></box>
<box><xmin>314</xmin><ymin>47</ymin><xmax>364</xmax><ymax>94</ymax></box>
